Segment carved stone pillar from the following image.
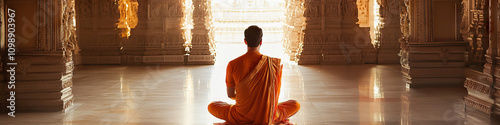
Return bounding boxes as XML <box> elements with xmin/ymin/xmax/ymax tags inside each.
<box><xmin>1</xmin><ymin>0</ymin><xmax>76</xmax><ymax>112</ymax></box>
<box><xmin>283</xmin><ymin>0</ymin><xmax>306</xmax><ymax>62</ymax></box>
<box><xmin>298</xmin><ymin>0</ymin><xmax>324</xmax><ymax>64</ymax></box>
<box><xmin>463</xmin><ymin>0</ymin><xmax>500</xmax><ymax>116</ymax></box>
<box><xmin>491</xmin><ymin>0</ymin><xmax>500</xmax><ymax>116</ymax></box>
<box><xmin>188</xmin><ymin>0</ymin><xmax>216</xmax><ymax>64</ymax></box>
<box><xmin>463</xmin><ymin>0</ymin><xmax>490</xmax><ymax>66</ymax></box>
<box><xmin>400</xmin><ymin>0</ymin><xmax>467</xmax><ymax>87</ymax></box>
<box><xmin>298</xmin><ymin>0</ymin><xmax>373</xmax><ymax>65</ymax></box>
<box><xmin>142</xmin><ymin>0</ymin><xmax>186</xmax><ymax>64</ymax></box>
<box><xmin>322</xmin><ymin>0</ymin><xmax>364</xmax><ymax>64</ymax></box>
<box><xmin>474</xmin><ymin>0</ymin><xmax>490</xmax><ymax>66</ymax></box>
<box><xmin>376</xmin><ymin>0</ymin><xmax>403</xmax><ymax>64</ymax></box>
<box><xmin>322</xmin><ymin>0</ymin><xmax>372</xmax><ymax>64</ymax></box>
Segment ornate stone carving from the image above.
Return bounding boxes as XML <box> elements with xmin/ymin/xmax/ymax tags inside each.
<box><xmin>383</xmin><ymin>0</ymin><xmax>401</xmax><ymax>19</ymax></box>
<box><xmin>409</xmin><ymin>0</ymin><xmax>432</xmax><ymax>43</ymax></box>
<box><xmin>0</xmin><ymin>0</ymin><xmax>77</xmax><ymax>112</ymax></box>
<box><xmin>459</xmin><ymin>0</ymin><xmax>489</xmax><ymax>67</ymax></box>
<box><xmin>305</xmin><ymin>0</ymin><xmax>319</xmax><ymax>17</ymax></box>
<box><xmin>399</xmin><ymin>0</ymin><xmax>467</xmax><ymax>88</ymax></box>
<box><xmin>62</xmin><ymin>0</ymin><xmax>78</xmax><ymax>62</ymax></box>
<box><xmin>167</xmin><ymin>1</ymin><xmax>183</xmax><ymax>17</ymax></box>
<box><xmin>283</xmin><ymin>0</ymin><xmax>306</xmax><ymax>61</ymax></box>
<box><xmin>399</xmin><ymin>0</ymin><xmax>410</xmax><ymax>66</ymax></box>
<box><xmin>465</xmin><ymin>95</ymin><xmax>492</xmax><ymax>114</ymax></box>
<box><xmin>465</xmin><ymin>79</ymin><xmax>491</xmax><ymax>95</ymax></box>
<box><xmin>356</xmin><ymin>0</ymin><xmax>369</xmax><ymax>26</ymax></box>
<box><xmin>38</xmin><ymin>0</ymin><xmax>58</xmax><ymax>51</ymax></box>
<box><xmin>460</xmin><ymin>0</ymin><xmax>470</xmax><ymax>41</ymax></box>
<box><xmin>150</xmin><ymin>1</ymin><xmax>162</xmax><ymax>18</ymax></box>
<box><xmin>182</xmin><ymin>0</ymin><xmax>194</xmax><ymax>54</ymax></box>
<box><xmin>80</xmin><ymin>0</ymin><xmax>91</xmax><ymax>17</ymax></box>
<box><xmin>326</xmin><ymin>0</ymin><xmax>341</xmax><ymax>17</ymax></box>
<box><xmin>342</xmin><ymin>0</ymin><xmax>358</xmax><ymax>17</ymax></box>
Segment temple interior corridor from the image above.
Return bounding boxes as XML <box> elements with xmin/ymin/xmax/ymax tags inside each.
<box><xmin>3</xmin><ymin>0</ymin><xmax>500</xmax><ymax>124</ymax></box>
<box><xmin>1</xmin><ymin>64</ymin><xmax>493</xmax><ymax>125</ymax></box>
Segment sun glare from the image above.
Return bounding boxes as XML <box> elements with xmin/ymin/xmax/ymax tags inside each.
<box><xmin>372</xmin><ymin>0</ymin><xmax>382</xmax><ymax>48</ymax></box>
<box><xmin>116</xmin><ymin>0</ymin><xmax>138</xmax><ymax>39</ymax></box>
<box><xmin>211</xmin><ymin>0</ymin><xmax>289</xmax><ymax>63</ymax></box>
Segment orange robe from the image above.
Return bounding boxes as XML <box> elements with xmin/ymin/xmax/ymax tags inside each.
<box><xmin>208</xmin><ymin>52</ymin><xmax>300</xmax><ymax>124</ymax></box>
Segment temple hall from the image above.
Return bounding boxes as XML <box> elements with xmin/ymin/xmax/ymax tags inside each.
<box><xmin>0</xmin><ymin>0</ymin><xmax>500</xmax><ymax>124</ymax></box>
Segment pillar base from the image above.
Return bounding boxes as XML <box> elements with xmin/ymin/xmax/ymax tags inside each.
<box><xmin>402</xmin><ymin>42</ymin><xmax>467</xmax><ymax>87</ymax></box>
<box><xmin>187</xmin><ymin>55</ymin><xmax>215</xmax><ymax>65</ymax></box>
<box><xmin>1</xmin><ymin>53</ymin><xmax>74</xmax><ymax>112</ymax></box>
<box><xmin>82</xmin><ymin>56</ymin><xmax>121</xmax><ymax>65</ymax></box>
<box><xmin>297</xmin><ymin>55</ymin><xmax>322</xmax><ymax>65</ymax></box>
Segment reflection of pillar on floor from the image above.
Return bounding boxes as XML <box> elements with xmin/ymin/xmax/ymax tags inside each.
<box><xmin>188</xmin><ymin>0</ymin><xmax>216</xmax><ymax>65</ymax></box>
<box><xmin>0</xmin><ymin>0</ymin><xmax>76</xmax><ymax>112</ymax></box>
<box><xmin>400</xmin><ymin>92</ymin><xmax>411</xmax><ymax>125</ymax></box>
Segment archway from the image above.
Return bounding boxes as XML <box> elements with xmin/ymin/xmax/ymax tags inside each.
<box><xmin>211</xmin><ymin>0</ymin><xmax>292</xmax><ymax>64</ymax></box>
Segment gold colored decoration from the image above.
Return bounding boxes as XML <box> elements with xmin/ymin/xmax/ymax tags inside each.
<box><xmin>116</xmin><ymin>0</ymin><xmax>138</xmax><ymax>39</ymax></box>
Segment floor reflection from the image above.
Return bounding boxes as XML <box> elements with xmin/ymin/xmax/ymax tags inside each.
<box><xmin>358</xmin><ymin>67</ymin><xmax>385</xmax><ymax>124</ymax></box>
<box><xmin>0</xmin><ymin>63</ymin><xmax>495</xmax><ymax>124</ymax></box>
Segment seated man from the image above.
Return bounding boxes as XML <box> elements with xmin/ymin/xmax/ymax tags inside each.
<box><xmin>208</xmin><ymin>25</ymin><xmax>300</xmax><ymax>124</ymax></box>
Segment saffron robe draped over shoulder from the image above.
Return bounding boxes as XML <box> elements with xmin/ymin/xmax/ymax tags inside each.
<box><xmin>208</xmin><ymin>53</ymin><xmax>300</xmax><ymax>125</ymax></box>
<box><xmin>233</xmin><ymin>55</ymin><xmax>281</xmax><ymax>124</ymax></box>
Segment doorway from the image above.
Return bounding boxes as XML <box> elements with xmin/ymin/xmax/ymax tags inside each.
<box><xmin>211</xmin><ymin>0</ymin><xmax>289</xmax><ymax>64</ymax></box>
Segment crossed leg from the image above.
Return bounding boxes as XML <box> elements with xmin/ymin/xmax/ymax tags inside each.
<box><xmin>207</xmin><ymin>100</ymin><xmax>300</xmax><ymax>123</ymax></box>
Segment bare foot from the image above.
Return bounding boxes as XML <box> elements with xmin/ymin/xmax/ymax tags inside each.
<box><xmin>276</xmin><ymin>119</ymin><xmax>294</xmax><ymax>125</ymax></box>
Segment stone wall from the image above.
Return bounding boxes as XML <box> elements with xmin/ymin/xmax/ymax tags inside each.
<box><xmin>75</xmin><ymin>0</ymin><xmax>402</xmax><ymax>65</ymax></box>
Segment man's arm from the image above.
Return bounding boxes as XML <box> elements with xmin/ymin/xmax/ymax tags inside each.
<box><xmin>226</xmin><ymin>62</ymin><xmax>236</xmax><ymax>100</ymax></box>
<box><xmin>227</xmin><ymin>87</ymin><xmax>236</xmax><ymax>100</ymax></box>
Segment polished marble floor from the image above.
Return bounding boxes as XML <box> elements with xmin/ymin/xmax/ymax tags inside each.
<box><xmin>0</xmin><ymin>44</ymin><xmax>495</xmax><ymax>125</ymax></box>
<box><xmin>0</xmin><ymin>63</ymin><xmax>494</xmax><ymax>125</ymax></box>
